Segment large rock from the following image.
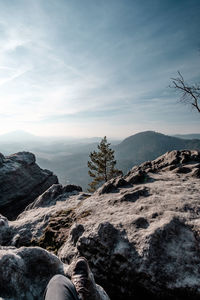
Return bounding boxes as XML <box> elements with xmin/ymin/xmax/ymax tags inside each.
<box><xmin>0</xmin><ymin>150</ymin><xmax>200</xmax><ymax>299</ymax></box>
<box><xmin>0</xmin><ymin>245</ymin><xmax>109</xmax><ymax>300</ymax></box>
<box><xmin>0</xmin><ymin>246</ymin><xmax>65</xmax><ymax>300</ymax></box>
<box><xmin>0</xmin><ymin>152</ymin><xmax>58</xmax><ymax>220</ymax></box>
<box><xmin>25</xmin><ymin>184</ymin><xmax>82</xmax><ymax>210</ymax></box>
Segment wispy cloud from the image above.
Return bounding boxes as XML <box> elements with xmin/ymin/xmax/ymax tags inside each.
<box><xmin>0</xmin><ymin>0</ymin><xmax>199</xmax><ymax>137</ymax></box>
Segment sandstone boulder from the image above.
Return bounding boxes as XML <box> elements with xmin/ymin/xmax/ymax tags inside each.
<box><xmin>0</xmin><ymin>152</ymin><xmax>58</xmax><ymax>220</ymax></box>
<box><xmin>0</xmin><ymin>246</ymin><xmax>65</xmax><ymax>300</ymax></box>
<box><xmin>25</xmin><ymin>184</ymin><xmax>82</xmax><ymax>210</ymax></box>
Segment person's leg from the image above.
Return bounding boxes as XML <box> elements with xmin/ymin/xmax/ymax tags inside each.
<box><xmin>44</xmin><ymin>274</ymin><xmax>80</xmax><ymax>300</ymax></box>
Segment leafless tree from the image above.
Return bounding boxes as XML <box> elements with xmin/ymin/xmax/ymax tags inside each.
<box><xmin>171</xmin><ymin>71</ymin><xmax>200</xmax><ymax>113</ymax></box>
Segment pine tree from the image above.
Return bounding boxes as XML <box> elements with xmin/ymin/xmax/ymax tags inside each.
<box><xmin>87</xmin><ymin>136</ymin><xmax>122</xmax><ymax>192</ymax></box>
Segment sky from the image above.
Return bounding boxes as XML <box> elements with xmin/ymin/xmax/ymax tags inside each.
<box><xmin>0</xmin><ymin>0</ymin><xmax>199</xmax><ymax>138</ymax></box>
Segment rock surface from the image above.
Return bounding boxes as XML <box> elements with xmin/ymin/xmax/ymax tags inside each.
<box><xmin>0</xmin><ymin>246</ymin><xmax>65</xmax><ymax>300</ymax></box>
<box><xmin>0</xmin><ymin>246</ymin><xmax>109</xmax><ymax>300</ymax></box>
<box><xmin>0</xmin><ymin>152</ymin><xmax>58</xmax><ymax>220</ymax></box>
<box><xmin>0</xmin><ymin>150</ymin><xmax>200</xmax><ymax>299</ymax></box>
<box><xmin>25</xmin><ymin>184</ymin><xmax>82</xmax><ymax>210</ymax></box>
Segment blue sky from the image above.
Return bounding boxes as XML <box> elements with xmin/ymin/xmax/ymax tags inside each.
<box><xmin>0</xmin><ymin>0</ymin><xmax>199</xmax><ymax>138</ymax></box>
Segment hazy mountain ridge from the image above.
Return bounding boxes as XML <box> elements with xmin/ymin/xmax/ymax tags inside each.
<box><xmin>0</xmin><ymin>130</ymin><xmax>200</xmax><ymax>190</ymax></box>
<box><xmin>115</xmin><ymin>131</ymin><xmax>200</xmax><ymax>173</ymax></box>
<box><xmin>173</xmin><ymin>134</ymin><xmax>200</xmax><ymax>140</ymax></box>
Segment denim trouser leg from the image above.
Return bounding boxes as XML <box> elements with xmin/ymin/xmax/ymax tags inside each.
<box><xmin>44</xmin><ymin>274</ymin><xmax>80</xmax><ymax>300</ymax></box>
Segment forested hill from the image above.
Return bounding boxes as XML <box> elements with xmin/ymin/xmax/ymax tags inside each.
<box><xmin>114</xmin><ymin>131</ymin><xmax>200</xmax><ymax>172</ymax></box>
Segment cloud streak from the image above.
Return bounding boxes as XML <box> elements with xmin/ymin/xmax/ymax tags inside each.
<box><xmin>0</xmin><ymin>0</ymin><xmax>199</xmax><ymax>137</ymax></box>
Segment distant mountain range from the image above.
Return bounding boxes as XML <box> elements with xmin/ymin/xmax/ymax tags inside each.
<box><xmin>173</xmin><ymin>134</ymin><xmax>200</xmax><ymax>140</ymax></box>
<box><xmin>0</xmin><ymin>130</ymin><xmax>120</xmax><ymax>144</ymax></box>
<box><xmin>0</xmin><ymin>130</ymin><xmax>200</xmax><ymax>190</ymax></box>
<box><xmin>0</xmin><ymin>130</ymin><xmax>39</xmax><ymax>142</ymax></box>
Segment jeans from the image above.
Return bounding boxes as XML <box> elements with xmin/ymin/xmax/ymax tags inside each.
<box><xmin>44</xmin><ymin>274</ymin><xmax>80</xmax><ymax>300</ymax></box>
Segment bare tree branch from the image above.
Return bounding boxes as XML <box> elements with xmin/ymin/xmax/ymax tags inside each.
<box><xmin>171</xmin><ymin>71</ymin><xmax>200</xmax><ymax>113</ymax></box>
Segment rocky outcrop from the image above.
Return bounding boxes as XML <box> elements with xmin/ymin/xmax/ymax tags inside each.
<box><xmin>0</xmin><ymin>184</ymin><xmax>86</xmax><ymax>249</ymax></box>
<box><xmin>127</xmin><ymin>149</ymin><xmax>200</xmax><ymax>175</ymax></box>
<box><xmin>25</xmin><ymin>184</ymin><xmax>82</xmax><ymax>210</ymax></box>
<box><xmin>0</xmin><ymin>152</ymin><xmax>58</xmax><ymax>220</ymax></box>
<box><xmin>58</xmin><ymin>150</ymin><xmax>200</xmax><ymax>299</ymax></box>
<box><xmin>0</xmin><ymin>150</ymin><xmax>200</xmax><ymax>299</ymax></box>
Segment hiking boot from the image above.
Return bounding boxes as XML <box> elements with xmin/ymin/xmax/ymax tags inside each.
<box><xmin>72</xmin><ymin>257</ymin><xmax>90</xmax><ymax>300</ymax></box>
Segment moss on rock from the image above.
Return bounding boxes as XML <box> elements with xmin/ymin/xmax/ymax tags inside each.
<box><xmin>31</xmin><ymin>208</ymin><xmax>92</xmax><ymax>254</ymax></box>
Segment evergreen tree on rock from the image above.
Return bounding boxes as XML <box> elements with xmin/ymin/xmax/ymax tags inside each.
<box><xmin>88</xmin><ymin>136</ymin><xmax>122</xmax><ymax>192</ymax></box>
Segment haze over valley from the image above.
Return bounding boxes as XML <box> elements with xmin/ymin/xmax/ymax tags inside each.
<box><xmin>1</xmin><ymin>130</ymin><xmax>200</xmax><ymax>190</ymax></box>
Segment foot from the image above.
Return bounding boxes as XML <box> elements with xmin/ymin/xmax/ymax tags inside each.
<box><xmin>72</xmin><ymin>257</ymin><xmax>90</xmax><ymax>300</ymax></box>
